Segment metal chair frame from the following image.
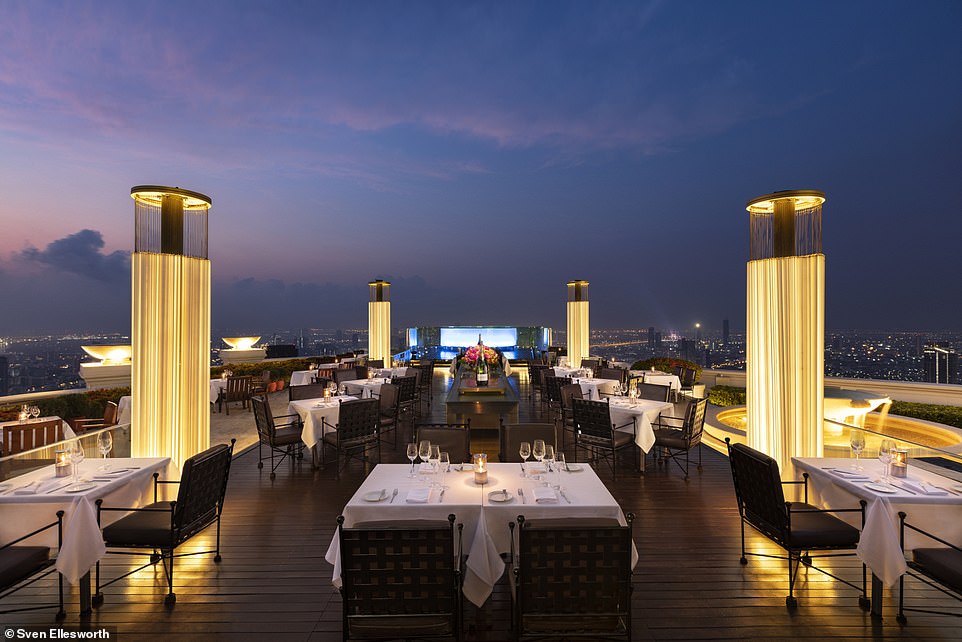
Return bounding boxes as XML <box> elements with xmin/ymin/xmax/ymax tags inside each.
<box><xmin>322</xmin><ymin>398</ymin><xmax>380</xmax><ymax>480</ymax></box>
<box><xmin>897</xmin><ymin>511</ymin><xmax>962</xmax><ymax>624</ymax></box>
<box><xmin>0</xmin><ymin>511</ymin><xmax>65</xmax><ymax>619</ymax></box>
<box><xmin>571</xmin><ymin>398</ymin><xmax>635</xmax><ymax>480</ymax></box>
<box><xmin>651</xmin><ymin>398</ymin><xmax>708</xmax><ymax>480</ymax></box>
<box><xmin>252</xmin><ymin>395</ymin><xmax>305</xmax><ymax>479</ymax></box>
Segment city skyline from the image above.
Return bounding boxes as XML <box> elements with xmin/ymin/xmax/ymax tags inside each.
<box><xmin>1</xmin><ymin>2</ymin><xmax>961</xmax><ymax>334</ymax></box>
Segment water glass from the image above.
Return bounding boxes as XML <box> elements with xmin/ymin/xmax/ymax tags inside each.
<box><xmin>418</xmin><ymin>440</ymin><xmax>432</xmax><ymax>467</ymax></box>
<box><xmin>532</xmin><ymin>440</ymin><xmax>546</xmax><ymax>480</ymax></box>
<box><xmin>406</xmin><ymin>443</ymin><xmax>418</xmax><ymax>477</ymax></box>
<box><xmin>97</xmin><ymin>431</ymin><xmax>113</xmax><ymax>471</ymax></box>
<box><xmin>519</xmin><ymin>442</ymin><xmax>531</xmax><ymax>476</ymax></box>
<box><xmin>69</xmin><ymin>440</ymin><xmax>85</xmax><ymax>488</ymax></box>
<box><xmin>850</xmin><ymin>430</ymin><xmax>866</xmax><ymax>471</ymax></box>
<box><xmin>878</xmin><ymin>438</ymin><xmax>897</xmax><ymax>480</ymax></box>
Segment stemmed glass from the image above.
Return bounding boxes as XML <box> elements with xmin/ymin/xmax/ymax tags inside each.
<box><xmin>554</xmin><ymin>452</ymin><xmax>566</xmax><ymax>490</ymax></box>
<box><xmin>619</xmin><ymin>381</ymin><xmax>628</xmax><ymax>397</ymax></box>
<box><xmin>439</xmin><ymin>452</ymin><xmax>450</xmax><ymax>489</ymax></box>
<box><xmin>406</xmin><ymin>443</ymin><xmax>418</xmax><ymax>477</ymax></box>
<box><xmin>68</xmin><ymin>440</ymin><xmax>85</xmax><ymax>490</ymax></box>
<box><xmin>543</xmin><ymin>445</ymin><xmax>556</xmax><ymax>485</ymax></box>
<box><xmin>31</xmin><ymin>405</ymin><xmax>41</xmax><ymax>420</ymax></box>
<box><xmin>519</xmin><ymin>442</ymin><xmax>531</xmax><ymax>477</ymax></box>
<box><xmin>97</xmin><ymin>431</ymin><xmax>113</xmax><ymax>471</ymax></box>
<box><xmin>429</xmin><ymin>446</ymin><xmax>441</xmax><ymax>488</ymax></box>
<box><xmin>850</xmin><ymin>430</ymin><xmax>866</xmax><ymax>471</ymax></box>
<box><xmin>418</xmin><ymin>440</ymin><xmax>432</xmax><ymax>475</ymax></box>
<box><xmin>532</xmin><ymin>440</ymin><xmax>546</xmax><ymax>480</ymax></box>
<box><xmin>878</xmin><ymin>438</ymin><xmax>897</xmax><ymax>481</ymax></box>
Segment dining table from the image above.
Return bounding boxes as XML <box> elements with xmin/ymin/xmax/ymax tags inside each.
<box><xmin>571</xmin><ymin>377</ymin><xmax>621</xmax><ymax>400</ymax></box>
<box><xmin>631</xmin><ymin>370</ymin><xmax>682</xmax><ymax>394</ymax></box>
<box><xmin>341</xmin><ymin>378</ymin><xmax>389</xmax><ymax>399</ymax></box>
<box><xmin>1</xmin><ymin>415</ymin><xmax>77</xmax><ymax>452</ymax></box>
<box><xmin>209</xmin><ymin>378</ymin><xmax>227</xmax><ymax>405</ymax></box>
<box><xmin>0</xmin><ymin>456</ymin><xmax>173</xmax><ymax>612</ymax></box>
<box><xmin>325</xmin><ymin>462</ymin><xmax>636</xmax><ymax>607</ymax></box>
<box><xmin>792</xmin><ymin>457</ymin><xmax>962</xmax><ymax>616</ymax></box>
<box><xmin>287</xmin><ymin>395</ymin><xmax>359</xmax><ymax>450</ymax></box>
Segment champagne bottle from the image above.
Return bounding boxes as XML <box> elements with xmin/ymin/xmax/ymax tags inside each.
<box><xmin>476</xmin><ymin>333</ymin><xmax>488</xmax><ymax>386</ymax></box>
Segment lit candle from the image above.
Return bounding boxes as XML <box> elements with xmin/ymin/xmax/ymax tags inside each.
<box><xmin>55</xmin><ymin>449</ymin><xmax>71</xmax><ymax>477</ymax></box>
<box><xmin>891</xmin><ymin>449</ymin><xmax>909</xmax><ymax>478</ymax></box>
<box><xmin>473</xmin><ymin>453</ymin><xmax>488</xmax><ymax>485</ymax></box>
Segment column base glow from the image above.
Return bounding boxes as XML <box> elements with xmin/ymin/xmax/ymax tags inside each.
<box><xmin>131</xmin><ymin>253</ymin><xmax>211</xmax><ymax>468</ymax></box>
<box><xmin>368</xmin><ymin>301</ymin><xmax>391</xmax><ymax>365</ymax></box>
<box><xmin>746</xmin><ymin>255</ymin><xmax>824</xmax><ymax>477</ymax></box>
<box><xmin>566</xmin><ymin>301</ymin><xmax>589</xmax><ymax>370</ymax></box>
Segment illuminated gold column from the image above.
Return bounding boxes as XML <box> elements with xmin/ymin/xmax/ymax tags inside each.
<box><xmin>566</xmin><ymin>280</ymin><xmax>590</xmax><ymax>369</ymax></box>
<box><xmin>746</xmin><ymin>190</ymin><xmax>825</xmax><ymax>477</ymax></box>
<box><xmin>368</xmin><ymin>280</ymin><xmax>391</xmax><ymax>366</ymax></box>
<box><xmin>131</xmin><ymin>186</ymin><xmax>212</xmax><ymax>468</ymax></box>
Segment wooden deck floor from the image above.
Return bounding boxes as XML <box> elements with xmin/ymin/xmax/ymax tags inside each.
<box><xmin>2</xmin><ymin>370</ymin><xmax>960</xmax><ymax>640</ymax></box>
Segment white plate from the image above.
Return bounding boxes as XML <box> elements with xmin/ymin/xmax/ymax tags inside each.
<box><xmin>865</xmin><ymin>482</ymin><xmax>897</xmax><ymax>494</ymax></box>
<box><xmin>563</xmin><ymin>464</ymin><xmax>584</xmax><ymax>472</ymax></box>
<box><xmin>488</xmin><ymin>490</ymin><xmax>513</xmax><ymax>503</ymax></box>
<box><xmin>363</xmin><ymin>490</ymin><xmax>388</xmax><ymax>502</ymax></box>
<box><xmin>66</xmin><ymin>483</ymin><xmax>96</xmax><ymax>493</ymax></box>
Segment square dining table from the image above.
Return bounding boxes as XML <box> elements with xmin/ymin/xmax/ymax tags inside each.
<box><xmin>792</xmin><ymin>457</ymin><xmax>962</xmax><ymax>616</ymax></box>
<box><xmin>341</xmin><ymin>378</ymin><xmax>389</xmax><ymax>399</ymax></box>
<box><xmin>325</xmin><ymin>462</ymin><xmax>636</xmax><ymax>607</ymax></box>
<box><xmin>0</xmin><ymin>456</ymin><xmax>173</xmax><ymax>612</ymax></box>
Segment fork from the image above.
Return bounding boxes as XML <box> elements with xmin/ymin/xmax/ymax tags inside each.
<box><xmin>438</xmin><ymin>488</ymin><xmax>446</xmax><ymax>503</ymax></box>
<box><xmin>390</xmin><ymin>488</ymin><xmax>398</xmax><ymax>503</ymax></box>
<box><xmin>518</xmin><ymin>488</ymin><xmax>525</xmax><ymax>504</ymax></box>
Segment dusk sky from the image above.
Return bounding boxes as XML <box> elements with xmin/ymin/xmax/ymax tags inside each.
<box><xmin>1</xmin><ymin>1</ymin><xmax>960</xmax><ymax>336</ymax></box>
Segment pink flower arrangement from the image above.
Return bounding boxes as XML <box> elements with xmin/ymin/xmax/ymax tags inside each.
<box><xmin>462</xmin><ymin>345</ymin><xmax>499</xmax><ymax>367</ymax></box>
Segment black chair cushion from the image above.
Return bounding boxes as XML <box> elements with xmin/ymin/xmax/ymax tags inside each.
<box><xmin>613</xmin><ymin>431</ymin><xmax>634</xmax><ymax>448</ymax></box>
<box><xmin>653</xmin><ymin>428</ymin><xmax>688</xmax><ymax>449</ymax></box>
<box><xmin>0</xmin><ymin>546</ymin><xmax>50</xmax><ymax>588</ymax></box>
<box><xmin>322</xmin><ymin>432</ymin><xmax>338</xmax><ymax>447</ymax></box>
<box><xmin>348</xmin><ymin>614</ymin><xmax>453</xmax><ymax>638</ymax></box>
<box><xmin>913</xmin><ymin>547</ymin><xmax>962</xmax><ymax>593</ymax></box>
<box><xmin>272</xmin><ymin>426</ymin><xmax>302</xmax><ymax>446</ymax></box>
<box><xmin>102</xmin><ymin>502</ymin><xmax>175</xmax><ymax>548</ymax></box>
<box><xmin>785</xmin><ymin>503</ymin><xmax>860</xmax><ymax>549</ymax></box>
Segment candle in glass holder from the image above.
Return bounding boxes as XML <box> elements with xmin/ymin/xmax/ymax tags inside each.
<box><xmin>473</xmin><ymin>453</ymin><xmax>488</xmax><ymax>485</ymax></box>
<box><xmin>891</xmin><ymin>449</ymin><xmax>909</xmax><ymax>478</ymax></box>
<box><xmin>55</xmin><ymin>449</ymin><xmax>71</xmax><ymax>477</ymax></box>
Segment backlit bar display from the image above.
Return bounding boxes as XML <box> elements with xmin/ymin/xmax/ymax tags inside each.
<box><xmin>440</xmin><ymin>327</ymin><xmax>518</xmax><ymax>348</ymax></box>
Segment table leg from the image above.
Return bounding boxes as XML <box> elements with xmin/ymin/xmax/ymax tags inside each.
<box><xmin>871</xmin><ymin>573</ymin><xmax>883</xmax><ymax>617</ymax></box>
<box><xmin>80</xmin><ymin>570</ymin><xmax>91</xmax><ymax>614</ymax></box>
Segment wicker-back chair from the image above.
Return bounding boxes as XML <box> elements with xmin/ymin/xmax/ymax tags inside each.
<box><xmin>542</xmin><ymin>375</ymin><xmax>571</xmax><ymax>421</ymax></box>
<box><xmin>252</xmin><ymin>396</ymin><xmax>304</xmax><ymax>479</ymax></box>
<box><xmin>96</xmin><ymin>441</ymin><xmax>235</xmax><ymax>606</ymax></box>
<box><xmin>337</xmin><ymin>513</ymin><xmax>463</xmax><ymax>641</ymax></box>
<box><xmin>414</xmin><ymin>422</ymin><xmax>471</xmax><ymax>464</ymax></box>
<box><xmin>571</xmin><ymin>399</ymin><xmax>634</xmax><ymax>480</ymax></box>
<box><xmin>289</xmin><ymin>382</ymin><xmax>327</xmax><ymax>401</ymax></box>
<box><xmin>510</xmin><ymin>513</ymin><xmax>633</xmax><ymax>641</ymax></box>
<box><xmin>726</xmin><ymin>439</ymin><xmax>868</xmax><ymax>609</ymax></box>
<box><xmin>500</xmin><ymin>422</ymin><xmax>557</xmax><ymax>464</ymax></box>
<box><xmin>597</xmin><ymin>367</ymin><xmax>627</xmax><ymax>386</ymax></box>
<box><xmin>321</xmin><ymin>398</ymin><xmax>380</xmax><ymax>480</ymax></box>
<box><xmin>392</xmin><ymin>375</ymin><xmax>418</xmax><ymax>421</ymax></box>
<box><xmin>558</xmin><ymin>383</ymin><xmax>584</xmax><ymax>449</ymax></box>
<box><xmin>334</xmin><ymin>368</ymin><xmax>359</xmax><ymax>386</ymax></box>
<box><xmin>638</xmin><ymin>382</ymin><xmax>672</xmax><ymax>403</ymax></box>
<box><xmin>376</xmin><ymin>382</ymin><xmax>401</xmax><ymax>448</ymax></box>
<box><xmin>528</xmin><ymin>364</ymin><xmax>549</xmax><ymax>403</ymax></box>
<box><xmin>416</xmin><ymin>360</ymin><xmax>434</xmax><ymax>410</ymax></box>
<box><xmin>651</xmin><ymin>398</ymin><xmax>707</xmax><ymax>479</ymax></box>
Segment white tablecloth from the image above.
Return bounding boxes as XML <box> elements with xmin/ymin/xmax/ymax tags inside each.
<box><xmin>324</xmin><ymin>463</ymin><xmax>636</xmax><ymax>607</ymax></box>
<box><xmin>342</xmin><ymin>378</ymin><xmax>388</xmax><ymax>399</ymax></box>
<box><xmin>571</xmin><ymin>377</ymin><xmax>621</xmax><ymax>400</ymax></box>
<box><xmin>792</xmin><ymin>457</ymin><xmax>962</xmax><ymax>587</ymax></box>
<box><xmin>289</xmin><ymin>370</ymin><xmax>319</xmax><ymax>387</ymax></box>
<box><xmin>552</xmin><ymin>366</ymin><xmax>583</xmax><ymax>378</ymax></box>
<box><xmin>209</xmin><ymin>379</ymin><xmax>227</xmax><ymax>404</ymax></box>
<box><xmin>643</xmin><ymin>373</ymin><xmax>681</xmax><ymax>393</ymax></box>
<box><xmin>288</xmin><ymin>396</ymin><xmax>358</xmax><ymax>449</ymax></box>
<box><xmin>608</xmin><ymin>398</ymin><xmax>673</xmax><ymax>453</ymax></box>
<box><xmin>375</xmin><ymin>367</ymin><xmax>411</xmax><ymax>379</ymax></box>
<box><xmin>0</xmin><ymin>457</ymin><xmax>173</xmax><ymax>585</ymax></box>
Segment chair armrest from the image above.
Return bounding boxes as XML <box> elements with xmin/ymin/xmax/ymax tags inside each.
<box><xmin>0</xmin><ymin>511</ymin><xmax>64</xmax><ymax>549</ymax></box>
<box><xmin>612</xmin><ymin>420</ymin><xmax>635</xmax><ymax>433</ymax></box>
<box><xmin>653</xmin><ymin>414</ymin><xmax>684</xmax><ymax>428</ymax></box>
<box><xmin>899</xmin><ymin>511</ymin><xmax>962</xmax><ymax>551</ymax></box>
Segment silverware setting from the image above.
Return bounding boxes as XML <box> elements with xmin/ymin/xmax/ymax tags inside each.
<box><xmin>518</xmin><ymin>488</ymin><xmax>525</xmax><ymax>504</ymax></box>
<box><xmin>45</xmin><ymin>482</ymin><xmax>73</xmax><ymax>494</ymax></box>
<box><xmin>559</xmin><ymin>489</ymin><xmax>570</xmax><ymax>504</ymax></box>
<box><xmin>390</xmin><ymin>488</ymin><xmax>398</xmax><ymax>503</ymax></box>
<box><xmin>438</xmin><ymin>488</ymin><xmax>445</xmax><ymax>503</ymax></box>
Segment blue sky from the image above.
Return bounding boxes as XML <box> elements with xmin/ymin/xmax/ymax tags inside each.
<box><xmin>1</xmin><ymin>1</ymin><xmax>960</xmax><ymax>335</ymax></box>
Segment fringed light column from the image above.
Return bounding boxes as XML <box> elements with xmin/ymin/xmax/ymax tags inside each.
<box><xmin>368</xmin><ymin>280</ymin><xmax>391</xmax><ymax>366</ymax></box>
<box><xmin>130</xmin><ymin>186</ymin><xmax>212</xmax><ymax>469</ymax></box>
<box><xmin>746</xmin><ymin>190</ymin><xmax>825</xmax><ymax>478</ymax></box>
<box><xmin>566</xmin><ymin>280</ymin><xmax>590</xmax><ymax>370</ymax></box>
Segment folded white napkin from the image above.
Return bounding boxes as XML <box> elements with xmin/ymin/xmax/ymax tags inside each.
<box><xmin>532</xmin><ymin>487</ymin><xmax>558</xmax><ymax>503</ymax></box>
<box><xmin>406</xmin><ymin>487</ymin><xmax>431</xmax><ymax>503</ymax></box>
<box><xmin>900</xmin><ymin>480</ymin><xmax>948</xmax><ymax>495</ymax></box>
<box><xmin>829</xmin><ymin>468</ymin><xmax>870</xmax><ymax>481</ymax></box>
<box><xmin>13</xmin><ymin>478</ymin><xmax>58</xmax><ymax>495</ymax></box>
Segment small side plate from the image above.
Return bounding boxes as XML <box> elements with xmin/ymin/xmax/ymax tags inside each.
<box><xmin>363</xmin><ymin>490</ymin><xmax>388</xmax><ymax>502</ymax></box>
<box><xmin>564</xmin><ymin>464</ymin><xmax>584</xmax><ymax>472</ymax></box>
<box><xmin>865</xmin><ymin>482</ymin><xmax>897</xmax><ymax>494</ymax></box>
<box><xmin>488</xmin><ymin>490</ymin><xmax>513</xmax><ymax>503</ymax></box>
<box><xmin>65</xmin><ymin>482</ymin><xmax>96</xmax><ymax>493</ymax></box>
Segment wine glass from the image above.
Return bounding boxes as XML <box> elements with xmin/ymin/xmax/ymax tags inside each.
<box><xmin>406</xmin><ymin>443</ymin><xmax>418</xmax><ymax>477</ymax></box>
<box><xmin>31</xmin><ymin>405</ymin><xmax>41</xmax><ymax>419</ymax></box>
<box><xmin>418</xmin><ymin>440</ymin><xmax>432</xmax><ymax>469</ymax></box>
<box><xmin>554</xmin><ymin>452</ymin><xmax>566</xmax><ymax>489</ymax></box>
<box><xmin>850</xmin><ymin>430</ymin><xmax>866</xmax><ymax>471</ymax></box>
<box><xmin>69</xmin><ymin>440</ymin><xmax>85</xmax><ymax>489</ymax></box>
<box><xmin>532</xmin><ymin>440</ymin><xmax>546</xmax><ymax>480</ymax></box>
<box><xmin>439</xmin><ymin>452</ymin><xmax>450</xmax><ymax>489</ymax></box>
<box><xmin>619</xmin><ymin>381</ymin><xmax>628</xmax><ymax>397</ymax></box>
<box><xmin>429</xmin><ymin>446</ymin><xmax>441</xmax><ymax>487</ymax></box>
<box><xmin>97</xmin><ymin>431</ymin><xmax>113</xmax><ymax>471</ymax></box>
<box><xmin>519</xmin><ymin>442</ymin><xmax>531</xmax><ymax>476</ymax></box>
<box><xmin>878</xmin><ymin>438</ymin><xmax>897</xmax><ymax>481</ymax></box>
<box><xmin>544</xmin><ymin>444</ymin><xmax>556</xmax><ymax>480</ymax></box>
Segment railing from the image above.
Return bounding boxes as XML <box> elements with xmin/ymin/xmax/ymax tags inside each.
<box><xmin>0</xmin><ymin>424</ymin><xmax>131</xmax><ymax>483</ymax></box>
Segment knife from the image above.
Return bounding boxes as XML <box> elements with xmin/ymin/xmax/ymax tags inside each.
<box><xmin>518</xmin><ymin>488</ymin><xmax>525</xmax><ymax>504</ymax></box>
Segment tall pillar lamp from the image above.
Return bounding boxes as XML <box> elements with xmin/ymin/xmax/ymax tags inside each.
<box><xmin>368</xmin><ymin>280</ymin><xmax>391</xmax><ymax>367</ymax></box>
<box><xmin>745</xmin><ymin>190</ymin><xmax>825</xmax><ymax>477</ymax></box>
<box><xmin>130</xmin><ymin>185</ymin><xmax>212</xmax><ymax>468</ymax></box>
<box><xmin>566</xmin><ymin>280</ymin><xmax>590</xmax><ymax>370</ymax></box>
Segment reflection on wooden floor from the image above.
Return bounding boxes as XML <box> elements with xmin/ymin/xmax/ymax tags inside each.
<box><xmin>1</xmin><ymin>369</ymin><xmax>957</xmax><ymax>640</ymax></box>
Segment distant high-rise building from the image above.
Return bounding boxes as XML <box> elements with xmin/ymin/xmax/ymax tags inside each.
<box><xmin>704</xmin><ymin>348</ymin><xmax>712</xmax><ymax>368</ymax></box>
<box><xmin>647</xmin><ymin>327</ymin><xmax>655</xmax><ymax>349</ymax></box>
<box><xmin>352</xmin><ymin>333</ymin><xmax>359</xmax><ymax>348</ymax></box>
<box><xmin>923</xmin><ymin>344</ymin><xmax>958</xmax><ymax>384</ymax></box>
<box><xmin>655</xmin><ymin>332</ymin><xmax>662</xmax><ymax>349</ymax></box>
<box><xmin>914</xmin><ymin>335</ymin><xmax>925</xmax><ymax>357</ymax></box>
<box><xmin>722</xmin><ymin>319</ymin><xmax>730</xmax><ymax>345</ymax></box>
<box><xmin>0</xmin><ymin>355</ymin><xmax>8</xmax><ymax>395</ymax></box>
